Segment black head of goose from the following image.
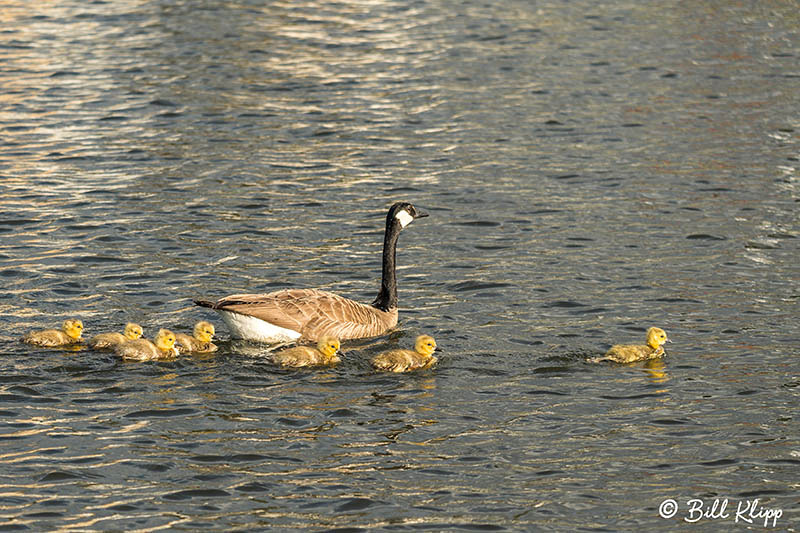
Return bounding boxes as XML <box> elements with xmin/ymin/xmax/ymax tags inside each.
<box><xmin>194</xmin><ymin>202</ymin><xmax>428</xmax><ymax>343</ymax></box>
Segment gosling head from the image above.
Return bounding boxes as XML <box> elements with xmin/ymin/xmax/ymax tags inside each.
<box><xmin>193</xmin><ymin>321</ymin><xmax>215</xmax><ymax>343</ymax></box>
<box><xmin>155</xmin><ymin>329</ymin><xmax>177</xmax><ymax>354</ymax></box>
<box><xmin>123</xmin><ymin>322</ymin><xmax>144</xmax><ymax>340</ymax></box>
<box><xmin>389</xmin><ymin>202</ymin><xmax>429</xmax><ymax>230</ymax></box>
<box><xmin>414</xmin><ymin>335</ymin><xmax>437</xmax><ymax>358</ymax></box>
<box><xmin>63</xmin><ymin>319</ymin><xmax>84</xmax><ymax>341</ymax></box>
<box><xmin>646</xmin><ymin>327</ymin><xmax>670</xmax><ymax>350</ymax></box>
<box><xmin>316</xmin><ymin>336</ymin><xmax>341</xmax><ymax>363</ymax></box>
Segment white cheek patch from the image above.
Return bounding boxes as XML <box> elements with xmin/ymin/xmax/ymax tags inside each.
<box><xmin>395</xmin><ymin>209</ymin><xmax>414</xmax><ymax>228</ymax></box>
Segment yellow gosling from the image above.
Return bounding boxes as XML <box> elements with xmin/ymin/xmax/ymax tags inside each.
<box><xmin>89</xmin><ymin>322</ymin><xmax>143</xmax><ymax>349</ymax></box>
<box><xmin>593</xmin><ymin>327</ymin><xmax>671</xmax><ymax>363</ymax></box>
<box><xmin>115</xmin><ymin>329</ymin><xmax>178</xmax><ymax>361</ymax></box>
<box><xmin>371</xmin><ymin>334</ymin><xmax>438</xmax><ymax>373</ymax></box>
<box><xmin>21</xmin><ymin>319</ymin><xmax>84</xmax><ymax>347</ymax></box>
<box><xmin>271</xmin><ymin>336</ymin><xmax>341</xmax><ymax>368</ymax></box>
<box><xmin>175</xmin><ymin>321</ymin><xmax>218</xmax><ymax>354</ymax></box>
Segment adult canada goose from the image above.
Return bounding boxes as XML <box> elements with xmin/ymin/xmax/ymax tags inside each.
<box><xmin>592</xmin><ymin>327</ymin><xmax>670</xmax><ymax>363</ymax></box>
<box><xmin>114</xmin><ymin>328</ymin><xmax>178</xmax><ymax>361</ymax></box>
<box><xmin>371</xmin><ymin>334</ymin><xmax>439</xmax><ymax>373</ymax></box>
<box><xmin>21</xmin><ymin>319</ymin><xmax>84</xmax><ymax>347</ymax></box>
<box><xmin>175</xmin><ymin>321</ymin><xmax>218</xmax><ymax>354</ymax></box>
<box><xmin>88</xmin><ymin>322</ymin><xmax>143</xmax><ymax>349</ymax></box>
<box><xmin>195</xmin><ymin>202</ymin><xmax>428</xmax><ymax>343</ymax></box>
<box><xmin>271</xmin><ymin>336</ymin><xmax>341</xmax><ymax>368</ymax></box>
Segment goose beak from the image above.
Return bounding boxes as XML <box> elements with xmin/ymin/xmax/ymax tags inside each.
<box><xmin>415</xmin><ymin>209</ymin><xmax>429</xmax><ymax>219</ymax></box>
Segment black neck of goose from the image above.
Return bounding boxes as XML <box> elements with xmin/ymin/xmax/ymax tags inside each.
<box><xmin>372</xmin><ymin>218</ymin><xmax>401</xmax><ymax>312</ymax></box>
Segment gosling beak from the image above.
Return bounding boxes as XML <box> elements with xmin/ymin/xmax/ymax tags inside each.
<box><xmin>665</xmin><ymin>338</ymin><xmax>672</xmax><ymax>343</ymax></box>
<box><xmin>434</xmin><ymin>346</ymin><xmax>442</xmax><ymax>352</ymax></box>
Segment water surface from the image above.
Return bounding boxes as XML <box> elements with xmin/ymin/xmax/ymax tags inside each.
<box><xmin>1</xmin><ymin>1</ymin><xmax>798</xmax><ymax>531</ymax></box>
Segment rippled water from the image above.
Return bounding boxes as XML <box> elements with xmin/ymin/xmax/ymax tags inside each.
<box><xmin>1</xmin><ymin>1</ymin><xmax>798</xmax><ymax>531</ymax></box>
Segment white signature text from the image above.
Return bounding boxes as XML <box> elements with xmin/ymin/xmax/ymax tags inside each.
<box><xmin>659</xmin><ymin>497</ymin><xmax>782</xmax><ymax>528</ymax></box>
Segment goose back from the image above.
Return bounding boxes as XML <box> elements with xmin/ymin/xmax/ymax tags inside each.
<box><xmin>206</xmin><ymin>288</ymin><xmax>398</xmax><ymax>342</ymax></box>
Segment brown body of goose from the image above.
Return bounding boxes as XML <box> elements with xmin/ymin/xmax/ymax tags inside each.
<box><xmin>88</xmin><ymin>323</ymin><xmax>143</xmax><ymax>349</ymax></box>
<box><xmin>115</xmin><ymin>329</ymin><xmax>178</xmax><ymax>361</ymax></box>
<box><xmin>593</xmin><ymin>327</ymin><xmax>670</xmax><ymax>363</ymax></box>
<box><xmin>371</xmin><ymin>335</ymin><xmax>438</xmax><ymax>373</ymax></box>
<box><xmin>22</xmin><ymin>319</ymin><xmax>84</xmax><ymax>347</ymax></box>
<box><xmin>175</xmin><ymin>321</ymin><xmax>218</xmax><ymax>354</ymax></box>
<box><xmin>195</xmin><ymin>202</ymin><xmax>427</xmax><ymax>343</ymax></box>
<box><xmin>271</xmin><ymin>336</ymin><xmax>341</xmax><ymax>368</ymax></box>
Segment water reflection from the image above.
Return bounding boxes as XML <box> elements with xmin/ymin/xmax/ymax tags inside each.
<box><xmin>642</xmin><ymin>358</ymin><xmax>669</xmax><ymax>385</ymax></box>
